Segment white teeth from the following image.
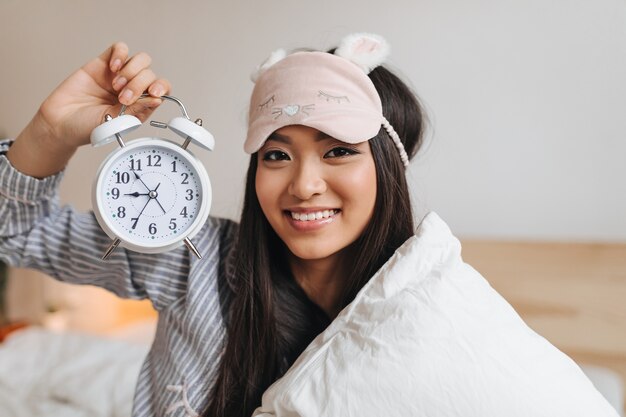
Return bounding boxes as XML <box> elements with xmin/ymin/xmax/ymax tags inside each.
<box><xmin>290</xmin><ymin>210</ymin><xmax>337</xmax><ymax>221</ymax></box>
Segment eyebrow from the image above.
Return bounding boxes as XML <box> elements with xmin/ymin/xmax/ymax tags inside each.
<box><xmin>267</xmin><ymin>130</ymin><xmax>333</xmax><ymax>144</ymax></box>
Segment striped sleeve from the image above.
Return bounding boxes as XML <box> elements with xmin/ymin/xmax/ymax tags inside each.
<box><xmin>0</xmin><ymin>142</ymin><xmax>205</xmax><ymax>311</ymax></box>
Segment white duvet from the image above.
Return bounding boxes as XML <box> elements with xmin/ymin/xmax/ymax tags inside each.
<box><xmin>254</xmin><ymin>212</ymin><xmax>619</xmax><ymax>417</ymax></box>
<box><xmin>0</xmin><ymin>327</ymin><xmax>148</xmax><ymax>417</ymax></box>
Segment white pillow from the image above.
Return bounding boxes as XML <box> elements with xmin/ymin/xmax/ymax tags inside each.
<box><xmin>253</xmin><ymin>212</ymin><xmax>619</xmax><ymax>417</ymax></box>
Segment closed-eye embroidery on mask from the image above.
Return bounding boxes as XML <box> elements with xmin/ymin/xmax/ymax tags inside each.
<box><xmin>318</xmin><ymin>90</ymin><xmax>350</xmax><ymax>103</ymax></box>
<box><xmin>258</xmin><ymin>95</ymin><xmax>275</xmax><ymax>111</ymax></box>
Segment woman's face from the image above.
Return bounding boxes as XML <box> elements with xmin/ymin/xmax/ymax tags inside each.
<box><xmin>256</xmin><ymin>125</ymin><xmax>377</xmax><ymax>262</ymax></box>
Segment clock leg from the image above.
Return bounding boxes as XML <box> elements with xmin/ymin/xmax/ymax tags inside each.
<box><xmin>184</xmin><ymin>238</ymin><xmax>202</xmax><ymax>259</ymax></box>
<box><xmin>102</xmin><ymin>238</ymin><xmax>121</xmax><ymax>261</ymax></box>
<box><xmin>103</xmin><ymin>114</ymin><xmax>126</xmax><ymax>148</ymax></box>
<box><xmin>180</xmin><ymin>119</ymin><xmax>203</xmax><ymax>150</ymax></box>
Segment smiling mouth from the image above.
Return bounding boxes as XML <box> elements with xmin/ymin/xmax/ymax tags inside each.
<box><xmin>286</xmin><ymin>209</ymin><xmax>340</xmax><ymax>222</ymax></box>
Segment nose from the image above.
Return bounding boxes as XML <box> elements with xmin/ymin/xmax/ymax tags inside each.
<box><xmin>288</xmin><ymin>160</ymin><xmax>327</xmax><ymax>200</ymax></box>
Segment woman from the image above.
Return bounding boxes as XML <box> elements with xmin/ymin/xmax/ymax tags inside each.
<box><xmin>0</xmin><ymin>34</ymin><xmax>617</xmax><ymax>417</ymax></box>
<box><xmin>208</xmin><ymin>35</ymin><xmax>425</xmax><ymax>416</ymax></box>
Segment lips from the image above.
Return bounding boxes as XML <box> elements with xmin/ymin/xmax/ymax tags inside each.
<box><xmin>283</xmin><ymin>208</ymin><xmax>341</xmax><ymax>231</ymax></box>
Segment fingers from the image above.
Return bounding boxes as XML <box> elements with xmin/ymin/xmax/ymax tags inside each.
<box><xmin>124</xmin><ymin>97</ymin><xmax>164</xmax><ymax>123</ymax></box>
<box><xmin>117</xmin><ymin>67</ymin><xmax>155</xmax><ymax>104</ymax></box>
<box><xmin>110</xmin><ymin>50</ymin><xmax>172</xmax><ymax>106</ymax></box>
<box><xmin>99</xmin><ymin>41</ymin><xmax>129</xmax><ymax>73</ymax></box>
<box><xmin>111</xmin><ymin>52</ymin><xmax>151</xmax><ymax>102</ymax></box>
<box><xmin>97</xmin><ymin>42</ymin><xmax>171</xmax><ymax>110</ymax></box>
<box><xmin>119</xmin><ymin>75</ymin><xmax>171</xmax><ymax>113</ymax></box>
<box><xmin>120</xmin><ymin>75</ymin><xmax>171</xmax><ymax>119</ymax></box>
<box><xmin>148</xmin><ymin>78</ymin><xmax>171</xmax><ymax>98</ymax></box>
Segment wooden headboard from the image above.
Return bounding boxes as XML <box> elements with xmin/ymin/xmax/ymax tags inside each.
<box><xmin>461</xmin><ymin>240</ymin><xmax>626</xmax><ymax>412</ymax></box>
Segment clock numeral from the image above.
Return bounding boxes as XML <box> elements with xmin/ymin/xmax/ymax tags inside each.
<box><xmin>131</xmin><ymin>217</ymin><xmax>139</xmax><ymax>229</ymax></box>
<box><xmin>149</xmin><ymin>223</ymin><xmax>157</xmax><ymax>235</ymax></box>
<box><xmin>111</xmin><ymin>188</ymin><xmax>120</xmax><ymax>199</ymax></box>
<box><xmin>116</xmin><ymin>172</ymin><xmax>130</xmax><ymax>184</ymax></box>
<box><xmin>130</xmin><ymin>158</ymin><xmax>142</xmax><ymax>171</ymax></box>
<box><xmin>117</xmin><ymin>206</ymin><xmax>126</xmax><ymax>218</ymax></box>
<box><xmin>147</xmin><ymin>155</ymin><xmax>162</xmax><ymax>167</ymax></box>
<box><xmin>181</xmin><ymin>173</ymin><xmax>189</xmax><ymax>184</ymax></box>
<box><xmin>169</xmin><ymin>218</ymin><xmax>177</xmax><ymax>230</ymax></box>
<box><xmin>185</xmin><ymin>189</ymin><xmax>194</xmax><ymax>201</ymax></box>
<box><xmin>171</xmin><ymin>160</ymin><xmax>177</xmax><ymax>173</ymax></box>
<box><xmin>180</xmin><ymin>207</ymin><xmax>189</xmax><ymax>218</ymax></box>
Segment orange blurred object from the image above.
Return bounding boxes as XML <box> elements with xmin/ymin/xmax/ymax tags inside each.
<box><xmin>0</xmin><ymin>321</ymin><xmax>29</xmax><ymax>342</ymax></box>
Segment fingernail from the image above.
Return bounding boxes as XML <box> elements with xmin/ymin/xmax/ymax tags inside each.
<box><xmin>149</xmin><ymin>84</ymin><xmax>164</xmax><ymax>97</ymax></box>
<box><xmin>113</xmin><ymin>76</ymin><xmax>127</xmax><ymax>91</ymax></box>
<box><xmin>111</xmin><ymin>59</ymin><xmax>122</xmax><ymax>72</ymax></box>
<box><xmin>119</xmin><ymin>88</ymin><xmax>133</xmax><ymax>104</ymax></box>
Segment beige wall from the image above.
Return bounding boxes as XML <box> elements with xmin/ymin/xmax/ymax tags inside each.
<box><xmin>1</xmin><ymin>0</ymin><xmax>625</xmax><ymax>240</ymax></box>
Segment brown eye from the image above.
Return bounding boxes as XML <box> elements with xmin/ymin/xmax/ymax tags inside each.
<box><xmin>324</xmin><ymin>147</ymin><xmax>359</xmax><ymax>158</ymax></box>
<box><xmin>263</xmin><ymin>150</ymin><xmax>290</xmax><ymax>161</ymax></box>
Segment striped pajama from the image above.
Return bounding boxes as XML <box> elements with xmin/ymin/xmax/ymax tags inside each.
<box><xmin>0</xmin><ymin>139</ymin><xmax>237</xmax><ymax>417</ymax></box>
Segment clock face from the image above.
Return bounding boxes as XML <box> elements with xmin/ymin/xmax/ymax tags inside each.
<box><xmin>94</xmin><ymin>139</ymin><xmax>210</xmax><ymax>250</ymax></box>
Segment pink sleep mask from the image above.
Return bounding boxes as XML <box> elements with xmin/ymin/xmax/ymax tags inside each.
<box><xmin>244</xmin><ymin>33</ymin><xmax>409</xmax><ymax>166</ymax></box>
<box><xmin>245</xmin><ymin>51</ymin><xmax>384</xmax><ymax>153</ymax></box>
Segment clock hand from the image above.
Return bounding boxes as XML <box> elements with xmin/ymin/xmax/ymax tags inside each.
<box><xmin>130</xmin><ymin>175</ymin><xmax>166</xmax><ymax>215</ymax></box>
<box><xmin>154</xmin><ymin>198</ymin><xmax>167</xmax><ymax>214</ymax></box>
<box><xmin>134</xmin><ymin>173</ymin><xmax>162</xmax><ymax>196</ymax></box>
<box><xmin>133</xmin><ymin>172</ymin><xmax>152</xmax><ymax>192</ymax></box>
<box><xmin>152</xmin><ymin>199</ymin><xmax>167</xmax><ymax>214</ymax></box>
<box><xmin>132</xmin><ymin>173</ymin><xmax>166</xmax><ymax>212</ymax></box>
<box><xmin>131</xmin><ymin>197</ymin><xmax>152</xmax><ymax>229</ymax></box>
<box><xmin>151</xmin><ymin>183</ymin><xmax>167</xmax><ymax>214</ymax></box>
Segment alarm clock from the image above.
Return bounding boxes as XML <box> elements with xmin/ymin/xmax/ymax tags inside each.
<box><xmin>90</xmin><ymin>94</ymin><xmax>214</xmax><ymax>261</ymax></box>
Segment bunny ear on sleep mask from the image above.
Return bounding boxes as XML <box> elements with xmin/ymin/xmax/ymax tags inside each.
<box><xmin>250</xmin><ymin>33</ymin><xmax>390</xmax><ymax>82</ymax></box>
<box><xmin>334</xmin><ymin>32</ymin><xmax>390</xmax><ymax>74</ymax></box>
<box><xmin>250</xmin><ymin>48</ymin><xmax>288</xmax><ymax>83</ymax></box>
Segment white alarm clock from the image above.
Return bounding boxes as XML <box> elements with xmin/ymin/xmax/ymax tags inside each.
<box><xmin>90</xmin><ymin>94</ymin><xmax>214</xmax><ymax>260</ymax></box>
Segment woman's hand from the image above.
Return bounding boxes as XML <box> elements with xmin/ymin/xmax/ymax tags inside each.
<box><xmin>8</xmin><ymin>42</ymin><xmax>171</xmax><ymax>177</ymax></box>
<box><xmin>39</xmin><ymin>41</ymin><xmax>171</xmax><ymax>149</ymax></box>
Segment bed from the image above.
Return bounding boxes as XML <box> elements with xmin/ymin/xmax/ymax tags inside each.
<box><xmin>0</xmin><ymin>325</ymin><xmax>622</xmax><ymax>417</ymax></box>
<box><xmin>0</xmin><ymin>321</ymin><xmax>155</xmax><ymax>417</ymax></box>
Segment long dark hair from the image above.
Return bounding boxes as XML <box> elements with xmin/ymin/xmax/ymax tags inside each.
<box><xmin>205</xmin><ymin>57</ymin><xmax>426</xmax><ymax>417</ymax></box>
